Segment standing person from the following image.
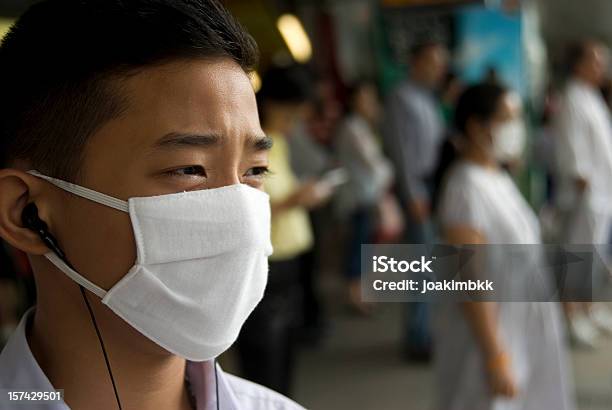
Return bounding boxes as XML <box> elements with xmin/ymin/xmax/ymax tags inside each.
<box><xmin>288</xmin><ymin>75</ymin><xmax>334</xmax><ymax>346</ymax></box>
<box><xmin>335</xmin><ymin>80</ymin><xmax>394</xmax><ymax>314</ymax></box>
<box><xmin>235</xmin><ymin>65</ymin><xmax>331</xmax><ymax>396</ymax></box>
<box><xmin>554</xmin><ymin>40</ymin><xmax>612</xmax><ymax>348</ymax></box>
<box><xmin>383</xmin><ymin>41</ymin><xmax>449</xmax><ymax>360</ymax></box>
<box><xmin>534</xmin><ymin>87</ymin><xmax>563</xmax><ymax>242</ymax></box>
<box><xmin>434</xmin><ymin>83</ymin><xmax>575</xmax><ymax>410</ymax></box>
<box><xmin>0</xmin><ymin>1</ymin><xmax>304</xmax><ymax>409</ymax></box>
<box><xmin>336</xmin><ymin>81</ymin><xmax>393</xmax><ymax>313</ymax></box>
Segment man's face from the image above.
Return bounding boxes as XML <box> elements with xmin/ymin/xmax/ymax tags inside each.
<box><xmin>581</xmin><ymin>44</ymin><xmax>609</xmax><ymax>86</ymax></box>
<box><xmin>38</xmin><ymin>58</ymin><xmax>269</xmax><ymax>295</ymax></box>
<box><xmin>355</xmin><ymin>85</ymin><xmax>381</xmax><ymax>124</ymax></box>
<box><xmin>414</xmin><ymin>45</ymin><xmax>449</xmax><ymax>89</ymax></box>
<box><xmin>264</xmin><ymin>100</ymin><xmax>308</xmax><ymax>136</ymax></box>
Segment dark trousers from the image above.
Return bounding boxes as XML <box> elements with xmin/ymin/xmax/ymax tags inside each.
<box><xmin>402</xmin><ymin>210</ymin><xmax>434</xmax><ymax>356</ymax></box>
<box><xmin>345</xmin><ymin>207</ymin><xmax>373</xmax><ymax>280</ymax></box>
<box><xmin>235</xmin><ymin>256</ymin><xmax>302</xmax><ymax>396</ymax></box>
<box><xmin>400</xmin><ymin>177</ymin><xmax>435</xmax><ymax>357</ymax></box>
<box><xmin>299</xmin><ymin>248</ymin><xmax>321</xmax><ymax>329</ymax></box>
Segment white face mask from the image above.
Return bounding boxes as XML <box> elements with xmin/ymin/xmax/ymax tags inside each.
<box><xmin>491</xmin><ymin>118</ymin><xmax>526</xmax><ymax>162</ymax></box>
<box><xmin>28</xmin><ymin>170</ymin><xmax>272</xmax><ymax>362</ymax></box>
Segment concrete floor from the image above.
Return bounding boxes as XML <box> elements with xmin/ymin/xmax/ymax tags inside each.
<box><xmin>288</xmin><ymin>278</ymin><xmax>612</xmax><ymax>410</ymax></box>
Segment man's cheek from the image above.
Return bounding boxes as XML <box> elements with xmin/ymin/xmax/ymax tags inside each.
<box><xmin>100</xmin><ymin>213</ymin><xmax>137</xmax><ymax>281</ymax></box>
<box><xmin>63</xmin><ymin>206</ymin><xmax>135</xmax><ymax>291</ymax></box>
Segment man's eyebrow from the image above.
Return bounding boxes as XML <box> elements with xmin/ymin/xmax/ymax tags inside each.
<box><xmin>152</xmin><ymin>132</ymin><xmax>273</xmax><ymax>151</ymax></box>
<box><xmin>249</xmin><ymin>134</ymin><xmax>274</xmax><ymax>151</ymax></box>
<box><xmin>154</xmin><ymin>132</ymin><xmax>222</xmax><ymax>148</ymax></box>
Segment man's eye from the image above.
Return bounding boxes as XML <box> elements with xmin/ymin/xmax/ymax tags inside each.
<box><xmin>165</xmin><ymin>166</ymin><xmax>207</xmax><ymax>177</ymax></box>
<box><xmin>244</xmin><ymin>166</ymin><xmax>270</xmax><ymax>178</ymax></box>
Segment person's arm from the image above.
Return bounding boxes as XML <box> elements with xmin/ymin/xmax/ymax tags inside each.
<box><xmin>271</xmin><ymin>180</ymin><xmax>330</xmax><ymax>214</ymax></box>
<box><xmin>555</xmin><ymin>101</ymin><xmax>590</xmax><ymax>194</ymax></box>
<box><xmin>444</xmin><ymin>225</ymin><xmax>518</xmax><ymax>398</ymax></box>
<box><xmin>266</xmin><ymin>137</ymin><xmax>331</xmax><ymax>214</ymax></box>
<box><xmin>337</xmin><ymin>122</ymin><xmax>373</xmax><ymax>170</ymax></box>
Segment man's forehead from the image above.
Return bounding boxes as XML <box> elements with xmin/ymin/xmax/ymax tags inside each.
<box><xmin>119</xmin><ymin>60</ymin><xmax>259</xmax><ymax>128</ymax></box>
<box><xmin>84</xmin><ymin>58</ymin><xmax>263</xmax><ymax>159</ymax></box>
<box><xmin>121</xmin><ymin>59</ymin><xmax>254</xmax><ymax>107</ymax></box>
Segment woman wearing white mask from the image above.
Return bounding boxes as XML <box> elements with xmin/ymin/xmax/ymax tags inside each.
<box><xmin>432</xmin><ymin>83</ymin><xmax>575</xmax><ymax>410</ymax></box>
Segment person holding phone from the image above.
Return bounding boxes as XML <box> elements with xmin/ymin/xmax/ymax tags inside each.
<box><xmin>235</xmin><ymin>65</ymin><xmax>331</xmax><ymax>396</ymax></box>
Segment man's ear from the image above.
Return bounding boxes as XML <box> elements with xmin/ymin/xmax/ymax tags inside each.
<box><xmin>0</xmin><ymin>168</ymin><xmax>51</xmax><ymax>255</ymax></box>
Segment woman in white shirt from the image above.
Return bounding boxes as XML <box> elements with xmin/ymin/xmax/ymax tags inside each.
<box><xmin>433</xmin><ymin>83</ymin><xmax>575</xmax><ymax>410</ymax></box>
<box><xmin>335</xmin><ymin>81</ymin><xmax>395</xmax><ymax>313</ymax></box>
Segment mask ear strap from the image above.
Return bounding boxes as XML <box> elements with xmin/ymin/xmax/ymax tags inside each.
<box><xmin>45</xmin><ymin>252</ymin><xmax>107</xmax><ymax>298</ymax></box>
<box><xmin>27</xmin><ymin>170</ymin><xmax>129</xmax><ymax>213</ymax></box>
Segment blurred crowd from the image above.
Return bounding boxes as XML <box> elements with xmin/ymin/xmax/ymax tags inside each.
<box><xmin>3</xmin><ymin>35</ymin><xmax>612</xmax><ymax>409</ymax></box>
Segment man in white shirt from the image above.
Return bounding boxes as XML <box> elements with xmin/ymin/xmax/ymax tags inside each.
<box><xmin>1</xmin><ymin>308</ymin><xmax>302</xmax><ymax>410</ymax></box>
<box><xmin>554</xmin><ymin>39</ymin><xmax>612</xmax><ymax>348</ymax></box>
<box><xmin>0</xmin><ymin>1</ymin><xmax>303</xmax><ymax>409</ymax></box>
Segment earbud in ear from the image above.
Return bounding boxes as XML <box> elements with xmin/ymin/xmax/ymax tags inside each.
<box><xmin>21</xmin><ymin>202</ymin><xmax>48</xmax><ymax>235</ymax></box>
<box><xmin>21</xmin><ymin>202</ymin><xmax>66</xmax><ymax>259</ymax></box>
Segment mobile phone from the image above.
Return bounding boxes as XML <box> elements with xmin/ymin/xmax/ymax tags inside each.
<box><xmin>319</xmin><ymin>168</ymin><xmax>349</xmax><ymax>188</ymax></box>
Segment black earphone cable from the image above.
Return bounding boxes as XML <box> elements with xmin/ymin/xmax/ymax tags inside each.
<box><xmin>78</xmin><ymin>285</ymin><xmax>123</xmax><ymax>410</ymax></box>
<box><xmin>215</xmin><ymin>358</ymin><xmax>220</xmax><ymax>410</ymax></box>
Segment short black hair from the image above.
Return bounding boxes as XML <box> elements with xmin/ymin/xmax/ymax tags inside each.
<box><xmin>256</xmin><ymin>64</ymin><xmax>313</xmax><ymax>125</ymax></box>
<box><xmin>345</xmin><ymin>78</ymin><xmax>376</xmax><ymax>113</ymax></box>
<box><xmin>257</xmin><ymin>64</ymin><xmax>313</xmax><ymax>105</ymax></box>
<box><xmin>0</xmin><ymin>0</ymin><xmax>258</xmax><ymax>180</ymax></box>
<box><xmin>454</xmin><ymin>83</ymin><xmax>507</xmax><ymax>134</ymax></box>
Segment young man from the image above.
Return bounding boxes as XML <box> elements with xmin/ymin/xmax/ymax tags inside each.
<box><xmin>0</xmin><ymin>1</ymin><xmax>303</xmax><ymax>409</ymax></box>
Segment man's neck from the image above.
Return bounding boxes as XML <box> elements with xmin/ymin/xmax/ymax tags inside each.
<box><xmin>572</xmin><ymin>75</ymin><xmax>598</xmax><ymax>90</ymax></box>
<box><xmin>461</xmin><ymin>145</ymin><xmax>498</xmax><ymax>171</ymax></box>
<box><xmin>409</xmin><ymin>73</ymin><xmax>432</xmax><ymax>91</ymax></box>
<box><xmin>28</xmin><ymin>291</ymin><xmax>194</xmax><ymax>410</ymax></box>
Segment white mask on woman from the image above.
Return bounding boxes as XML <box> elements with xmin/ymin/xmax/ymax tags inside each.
<box><xmin>492</xmin><ymin>118</ymin><xmax>526</xmax><ymax>162</ymax></box>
